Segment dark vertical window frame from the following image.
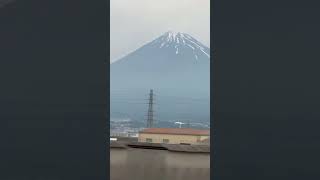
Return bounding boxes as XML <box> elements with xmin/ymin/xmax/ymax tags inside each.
<box><xmin>213</xmin><ymin>0</ymin><xmax>320</xmax><ymax>179</ymax></box>
<box><xmin>210</xmin><ymin>0</ymin><xmax>215</xmax><ymax>179</ymax></box>
<box><xmin>0</xmin><ymin>0</ymin><xmax>109</xmax><ymax>179</ymax></box>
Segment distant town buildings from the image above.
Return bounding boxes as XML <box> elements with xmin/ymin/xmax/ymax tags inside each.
<box><xmin>110</xmin><ymin>131</ymin><xmax>139</xmax><ymax>138</ymax></box>
<box><xmin>138</xmin><ymin>128</ymin><xmax>210</xmax><ymax>145</ymax></box>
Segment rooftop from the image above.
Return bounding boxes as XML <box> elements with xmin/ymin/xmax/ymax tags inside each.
<box><xmin>139</xmin><ymin>128</ymin><xmax>210</xmax><ymax>136</ymax></box>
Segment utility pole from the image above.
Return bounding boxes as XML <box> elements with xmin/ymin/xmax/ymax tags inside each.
<box><xmin>187</xmin><ymin>119</ymin><xmax>190</xmax><ymax>128</ymax></box>
<box><xmin>146</xmin><ymin>89</ymin><xmax>154</xmax><ymax>128</ymax></box>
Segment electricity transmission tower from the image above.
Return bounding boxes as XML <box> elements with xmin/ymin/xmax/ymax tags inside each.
<box><xmin>146</xmin><ymin>89</ymin><xmax>154</xmax><ymax>128</ymax></box>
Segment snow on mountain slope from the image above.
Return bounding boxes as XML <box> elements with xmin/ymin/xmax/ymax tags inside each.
<box><xmin>111</xmin><ymin>31</ymin><xmax>210</xmax><ymax>73</ymax></box>
<box><xmin>111</xmin><ymin>31</ymin><xmax>210</xmax><ymax>95</ymax></box>
<box><xmin>110</xmin><ymin>31</ymin><xmax>210</xmax><ymax>122</ymax></box>
<box><xmin>149</xmin><ymin>31</ymin><xmax>210</xmax><ymax>59</ymax></box>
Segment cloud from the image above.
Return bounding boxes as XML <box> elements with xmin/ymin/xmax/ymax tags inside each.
<box><xmin>111</xmin><ymin>0</ymin><xmax>210</xmax><ymax>62</ymax></box>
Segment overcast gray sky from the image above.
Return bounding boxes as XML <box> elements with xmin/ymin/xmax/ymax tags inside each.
<box><xmin>110</xmin><ymin>0</ymin><xmax>210</xmax><ymax>63</ymax></box>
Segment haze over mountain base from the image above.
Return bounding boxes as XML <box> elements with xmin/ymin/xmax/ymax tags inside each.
<box><xmin>111</xmin><ymin>31</ymin><xmax>210</xmax><ymax>126</ymax></box>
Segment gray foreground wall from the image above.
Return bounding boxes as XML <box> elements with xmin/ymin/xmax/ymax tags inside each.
<box><xmin>111</xmin><ymin>148</ymin><xmax>210</xmax><ymax>180</ymax></box>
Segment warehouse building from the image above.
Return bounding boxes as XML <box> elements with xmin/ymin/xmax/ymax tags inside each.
<box><xmin>138</xmin><ymin>128</ymin><xmax>210</xmax><ymax>145</ymax></box>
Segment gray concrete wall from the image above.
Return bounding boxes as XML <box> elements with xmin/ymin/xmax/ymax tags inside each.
<box><xmin>110</xmin><ymin>148</ymin><xmax>210</xmax><ymax>180</ymax></box>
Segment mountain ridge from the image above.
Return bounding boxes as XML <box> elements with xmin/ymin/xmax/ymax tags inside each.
<box><xmin>112</xmin><ymin>31</ymin><xmax>210</xmax><ymax>65</ymax></box>
<box><xmin>111</xmin><ymin>31</ymin><xmax>210</xmax><ymax>123</ymax></box>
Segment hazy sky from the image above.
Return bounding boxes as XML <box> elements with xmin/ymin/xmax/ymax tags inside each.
<box><xmin>110</xmin><ymin>0</ymin><xmax>210</xmax><ymax>63</ymax></box>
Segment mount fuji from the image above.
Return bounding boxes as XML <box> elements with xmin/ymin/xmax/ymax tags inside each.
<box><xmin>111</xmin><ymin>31</ymin><xmax>210</xmax><ymax>124</ymax></box>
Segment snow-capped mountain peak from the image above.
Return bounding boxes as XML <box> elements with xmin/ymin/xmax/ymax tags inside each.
<box><xmin>150</xmin><ymin>31</ymin><xmax>210</xmax><ymax>59</ymax></box>
<box><xmin>110</xmin><ymin>31</ymin><xmax>210</xmax><ymax>123</ymax></box>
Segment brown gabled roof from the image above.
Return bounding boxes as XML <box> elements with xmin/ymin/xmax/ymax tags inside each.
<box><xmin>139</xmin><ymin>128</ymin><xmax>210</xmax><ymax>136</ymax></box>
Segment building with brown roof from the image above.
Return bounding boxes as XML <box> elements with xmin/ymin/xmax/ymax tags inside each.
<box><xmin>138</xmin><ymin>128</ymin><xmax>210</xmax><ymax>145</ymax></box>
